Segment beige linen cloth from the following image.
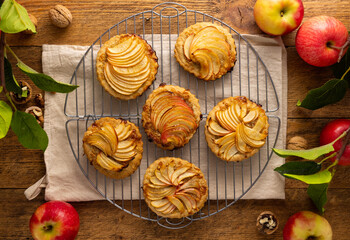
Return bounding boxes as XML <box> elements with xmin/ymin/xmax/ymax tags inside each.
<box><xmin>25</xmin><ymin>34</ymin><xmax>287</xmax><ymax>201</ymax></box>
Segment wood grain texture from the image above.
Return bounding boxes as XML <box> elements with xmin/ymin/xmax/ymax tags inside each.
<box><xmin>1</xmin><ymin>0</ymin><xmax>350</xmax><ymax>239</ymax></box>
<box><xmin>1</xmin><ymin>188</ymin><xmax>349</xmax><ymax>240</ymax></box>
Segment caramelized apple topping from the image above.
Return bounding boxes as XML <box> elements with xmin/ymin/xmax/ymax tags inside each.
<box><xmin>208</xmin><ymin>97</ymin><xmax>268</xmax><ymax>160</ymax></box>
<box><xmin>104</xmin><ymin>35</ymin><xmax>152</xmax><ymax>96</ymax></box>
<box><xmin>150</xmin><ymin>91</ymin><xmax>198</xmax><ymax>148</ymax></box>
<box><xmin>183</xmin><ymin>26</ymin><xmax>232</xmax><ymax>80</ymax></box>
<box><xmin>85</xmin><ymin>121</ymin><xmax>139</xmax><ymax>171</ymax></box>
<box><xmin>144</xmin><ymin>160</ymin><xmax>204</xmax><ymax>215</ymax></box>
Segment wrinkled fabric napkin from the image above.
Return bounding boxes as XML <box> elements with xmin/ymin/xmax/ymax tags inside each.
<box><xmin>25</xmin><ymin>34</ymin><xmax>287</xmax><ymax>202</ymax></box>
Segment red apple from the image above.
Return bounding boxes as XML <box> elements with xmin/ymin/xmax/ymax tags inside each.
<box><xmin>295</xmin><ymin>16</ymin><xmax>349</xmax><ymax>67</ymax></box>
<box><xmin>320</xmin><ymin>119</ymin><xmax>350</xmax><ymax>166</ymax></box>
<box><xmin>283</xmin><ymin>211</ymin><xmax>332</xmax><ymax>240</ymax></box>
<box><xmin>254</xmin><ymin>0</ymin><xmax>304</xmax><ymax>36</ymax></box>
<box><xmin>30</xmin><ymin>201</ymin><xmax>80</xmax><ymax>240</ymax></box>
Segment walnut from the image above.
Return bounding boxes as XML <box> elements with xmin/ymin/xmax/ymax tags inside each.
<box><xmin>287</xmin><ymin>136</ymin><xmax>308</xmax><ymax>150</ymax></box>
<box><xmin>25</xmin><ymin>106</ymin><xmax>44</xmax><ymax>127</ymax></box>
<box><xmin>256</xmin><ymin>211</ymin><xmax>278</xmax><ymax>235</ymax></box>
<box><xmin>49</xmin><ymin>5</ymin><xmax>72</xmax><ymax>28</ymax></box>
<box><xmin>23</xmin><ymin>14</ymin><xmax>38</xmax><ymax>34</ymax></box>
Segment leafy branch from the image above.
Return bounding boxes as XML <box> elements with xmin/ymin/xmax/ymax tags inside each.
<box><xmin>273</xmin><ymin>127</ymin><xmax>350</xmax><ymax>213</ymax></box>
<box><xmin>0</xmin><ymin>0</ymin><xmax>78</xmax><ymax>151</ymax></box>
<box><xmin>297</xmin><ymin>40</ymin><xmax>350</xmax><ymax>110</ymax></box>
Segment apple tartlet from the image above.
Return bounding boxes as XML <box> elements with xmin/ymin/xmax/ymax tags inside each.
<box><xmin>174</xmin><ymin>22</ymin><xmax>236</xmax><ymax>81</ymax></box>
<box><xmin>205</xmin><ymin>96</ymin><xmax>269</xmax><ymax>162</ymax></box>
<box><xmin>142</xmin><ymin>84</ymin><xmax>201</xmax><ymax>150</ymax></box>
<box><xmin>96</xmin><ymin>34</ymin><xmax>159</xmax><ymax>100</ymax></box>
<box><xmin>83</xmin><ymin>117</ymin><xmax>143</xmax><ymax>179</ymax></box>
<box><xmin>143</xmin><ymin>157</ymin><xmax>208</xmax><ymax>218</ymax></box>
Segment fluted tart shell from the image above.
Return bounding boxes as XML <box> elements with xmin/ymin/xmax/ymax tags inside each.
<box><xmin>205</xmin><ymin>96</ymin><xmax>269</xmax><ymax>162</ymax></box>
<box><xmin>96</xmin><ymin>34</ymin><xmax>158</xmax><ymax>100</ymax></box>
<box><xmin>143</xmin><ymin>157</ymin><xmax>208</xmax><ymax>218</ymax></box>
<box><xmin>174</xmin><ymin>22</ymin><xmax>236</xmax><ymax>81</ymax></box>
<box><xmin>142</xmin><ymin>84</ymin><xmax>201</xmax><ymax>150</ymax></box>
<box><xmin>83</xmin><ymin>117</ymin><xmax>143</xmax><ymax>179</ymax></box>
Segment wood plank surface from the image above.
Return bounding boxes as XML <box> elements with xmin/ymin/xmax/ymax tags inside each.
<box><xmin>1</xmin><ymin>0</ymin><xmax>350</xmax><ymax>239</ymax></box>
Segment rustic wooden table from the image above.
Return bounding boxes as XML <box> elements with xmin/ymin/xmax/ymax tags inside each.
<box><xmin>1</xmin><ymin>0</ymin><xmax>349</xmax><ymax>239</ymax></box>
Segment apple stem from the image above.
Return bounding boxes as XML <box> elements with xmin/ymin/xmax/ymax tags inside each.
<box><xmin>340</xmin><ymin>66</ymin><xmax>350</xmax><ymax>80</ymax></box>
<box><xmin>331</xmin><ymin>36</ymin><xmax>350</xmax><ymax>63</ymax></box>
<box><xmin>43</xmin><ymin>224</ymin><xmax>53</xmax><ymax>232</ymax></box>
<box><xmin>335</xmin><ymin>126</ymin><xmax>350</xmax><ymax>162</ymax></box>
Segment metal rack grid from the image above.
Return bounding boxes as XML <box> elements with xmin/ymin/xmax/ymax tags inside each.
<box><xmin>64</xmin><ymin>2</ymin><xmax>281</xmax><ymax>229</ymax></box>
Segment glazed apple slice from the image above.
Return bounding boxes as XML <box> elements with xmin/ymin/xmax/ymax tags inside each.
<box><xmin>190</xmin><ymin>26</ymin><xmax>225</xmax><ymax>51</ymax></box>
<box><xmin>178</xmin><ymin>187</ymin><xmax>201</xmax><ymax>199</ymax></box>
<box><xmin>155</xmin><ymin>169</ymin><xmax>172</xmax><ymax>185</ymax></box>
<box><xmin>155</xmin><ymin>201</ymin><xmax>172</xmax><ymax>212</ymax></box>
<box><xmin>177</xmin><ymin>171</ymin><xmax>198</xmax><ymax>184</ymax></box>
<box><xmin>176</xmin><ymin>194</ymin><xmax>193</xmax><ymax>212</ymax></box>
<box><xmin>215</xmin><ymin>131</ymin><xmax>236</xmax><ymax>146</ymax></box>
<box><xmin>161</xmin><ymin>204</ymin><xmax>176</xmax><ymax>215</ymax></box>
<box><xmin>106</xmin><ymin>38</ymin><xmax>133</xmax><ymax>55</ymax></box>
<box><xmin>242</xmin><ymin>108</ymin><xmax>259</xmax><ymax>123</ymax></box>
<box><xmin>171</xmin><ymin>166</ymin><xmax>190</xmax><ymax>185</ymax></box>
<box><xmin>86</xmin><ymin>123</ymin><xmax>117</xmax><ymax>156</ymax></box>
<box><xmin>191</xmin><ymin>49</ymin><xmax>211</xmax><ymax>79</ymax></box>
<box><xmin>151</xmin><ymin>199</ymin><xmax>170</xmax><ymax>208</ymax></box>
<box><xmin>108</xmin><ymin>44</ymin><xmax>144</xmax><ymax>66</ymax></box>
<box><xmin>243</xmin><ymin>124</ymin><xmax>267</xmax><ymax>141</ymax></box>
<box><xmin>223</xmin><ymin>142</ymin><xmax>239</xmax><ymax>160</ymax></box>
<box><xmin>167</xmin><ymin>196</ymin><xmax>185</xmax><ymax>213</ymax></box>
<box><xmin>114</xmin><ymin>124</ymin><xmax>131</xmax><ymax>141</ymax></box>
<box><xmin>178</xmin><ymin>178</ymin><xmax>200</xmax><ymax>191</ymax></box>
<box><xmin>236</xmin><ymin>126</ymin><xmax>249</xmax><ymax>153</ymax></box>
<box><xmin>96</xmin><ymin>152</ymin><xmax>124</xmax><ymax>171</ymax></box>
<box><xmin>150</xmin><ymin>176</ymin><xmax>169</xmax><ymax>186</ymax></box>
<box><xmin>208</xmin><ymin>119</ymin><xmax>231</xmax><ymax>136</ymax></box>
<box><xmin>216</xmin><ymin>110</ymin><xmax>235</xmax><ymax>132</ymax></box>
<box><xmin>183</xmin><ymin>34</ymin><xmax>194</xmax><ymax>61</ymax></box>
<box><xmin>177</xmin><ymin>192</ymin><xmax>197</xmax><ymax>210</ymax></box>
<box><xmin>237</xmin><ymin>124</ymin><xmax>265</xmax><ymax>148</ymax></box>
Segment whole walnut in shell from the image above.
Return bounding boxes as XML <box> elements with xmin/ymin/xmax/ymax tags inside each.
<box><xmin>49</xmin><ymin>5</ymin><xmax>72</xmax><ymax>28</ymax></box>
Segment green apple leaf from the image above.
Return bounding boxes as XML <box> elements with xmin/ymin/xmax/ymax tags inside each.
<box><xmin>4</xmin><ymin>57</ymin><xmax>25</xmax><ymax>96</ymax></box>
<box><xmin>307</xmin><ymin>183</ymin><xmax>329</xmax><ymax>214</ymax></box>
<box><xmin>0</xmin><ymin>0</ymin><xmax>36</xmax><ymax>34</ymax></box>
<box><xmin>283</xmin><ymin>169</ymin><xmax>333</xmax><ymax>185</ymax></box>
<box><xmin>10</xmin><ymin>110</ymin><xmax>48</xmax><ymax>151</ymax></box>
<box><xmin>17</xmin><ymin>61</ymin><xmax>79</xmax><ymax>93</ymax></box>
<box><xmin>297</xmin><ymin>78</ymin><xmax>348</xmax><ymax>110</ymax></box>
<box><xmin>0</xmin><ymin>100</ymin><xmax>13</xmax><ymax>139</ymax></box>
<box><xmin>274</xmin><ymin>161</ymin><xmax>321</xmax><ymax>177</ymax></box>
<box><xmin>273</xmin><ymin>144</ymin><xmax>334</xmax><ymax>160</ymax></box>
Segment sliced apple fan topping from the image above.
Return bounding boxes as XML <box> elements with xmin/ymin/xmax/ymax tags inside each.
<box><xmin>85</xmin><ymin>122</ymin><xmax>138</xmax><ymax>171</ymax></box>
<box><xmin>144</xmin><ymin>161</ymin><xmax>204</xmax><ymax>215</ymax></box>
<box><xmin>183</xmin><ymin>26</ymin><xmax>232</xmax><ymax>80</ymax></box>
<box><xmin>104</xmin><ymin>36</ymin><xmax>152</xmax><ymax>96</ymax></box>
<box><xmin>208</xmin><ymin>99</ymin><xmax>268</xmax><ymax>160</ymax></box>
<box><xmin>150</xmin><ymin>91</ymin><xmax>198</xmax><ymax>147</ymax></box>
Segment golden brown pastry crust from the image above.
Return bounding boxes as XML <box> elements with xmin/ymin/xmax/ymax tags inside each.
<box><xmin>96</xmin><ymin>34</ymin><xmax>158</xmax><ymax>100</ymax></box>
<box><xmin>174</xmin><ymin>22</ymin><xmax>236</xmax><ymax>81</ymax></box>
<box><xmin>205</xmin><ymin>96</ymin><xmax>269</xmax><ymax>162</ymax></box>
<box><xmin>142</xmin><ymin>84</ymin><xmax>201</xmax><ymax>150</ymax></box>
<box><xmin>83</xmin><ymin>117</ymin><xmax>143</xmax><ymax>179</ymax></box>
<box><xmin>143</xmin><ymin>157</ymin><xmax>208</xmax><ymax>218</ymax></box>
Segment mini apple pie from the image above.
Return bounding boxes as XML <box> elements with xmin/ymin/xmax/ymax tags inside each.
<box><xmin>83</xmin><ymin>117</ymin><xmax>143</xmax><ymax>179</ymax></box>
<box><xmin>143</xmin><ymin>157</ymin><xmax>208</xmax><ymax>218</ymax></box>
<box><xmin>174</xmin><ymin>22</ymin><xmax>236</xmax><ymax>81</ymax></box>
<box><xmin>96</xmin><ymin>34</ymin><xmax>159</xmax><ymax>100</ymax></box>
<box><xmin>205</xmin><ymin>96</ymin><xmax>269</xmax><ymax>162</ymax></box>
<box><xmin>142</xmin><ymin>84</ymin><xmax>201</xmax><ymax>150</ymax></box>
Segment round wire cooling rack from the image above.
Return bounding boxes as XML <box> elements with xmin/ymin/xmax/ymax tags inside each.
<box><xmin>64</xmin><ymin>2</ymin><xmax>281</xmax><ymax>229</ymax></box>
